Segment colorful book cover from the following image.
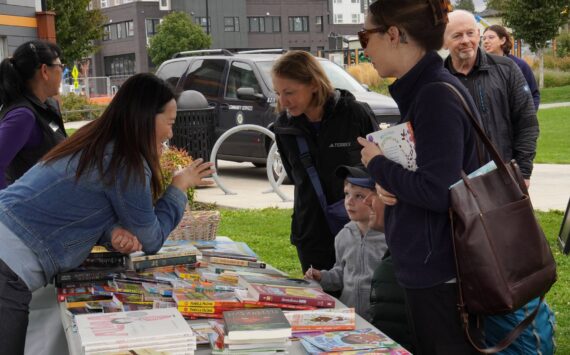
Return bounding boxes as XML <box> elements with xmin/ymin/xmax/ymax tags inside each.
<box><xmin>300</xmin><ymin>328</ymin><xmax>399</xmax><ymax>352</ymax></box>
<box><xmin>197</xmin><ymin>240</ymin><xmax>259</xmax><ymax>261</ymax></box>
<box><xmin>249</xmin><ymin>284</ymin><xmax>335</xmax><ymax>308</ymax></box>
<box><xmin>449</xmin><ymin>160</ymin><xmax>497</xmax><ymax>189</ymax></box>
<box><xmin>128</xmin><ymin>240</ymin><xmax>198</xmax><ymax>262</ymax></box>
<box><xmin>239</xmin><ymin>273</ymin><xmax>321</xmax><ymax>289</ymax></box>
<box><xmin>284</xmin><ymin>308</ymin><xmax>356</xmax><ymax>332</ymax></box>
<box><xmin>366</xmin><ymin>121</ymin><xmax>417</xmax><ymax>171</ymax></box>
<box><xmin>75</xmin><ymin>308</ymin><xmax>193</xmax><ymax>348</ymax></box>
<box><xmin>223</xmin><ymin>307</ymin><xmax>292</xmax><ymax>341</ymax></box>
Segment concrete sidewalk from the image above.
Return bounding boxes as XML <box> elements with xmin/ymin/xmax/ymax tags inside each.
<box><xmin>196</xmin><ymin>161</ymin><xmax>570</xmax><ymax>212</ymax></box>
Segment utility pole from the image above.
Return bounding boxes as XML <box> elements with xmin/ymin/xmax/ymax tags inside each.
<box><xmin>205</xmin><ymin>0</ymin><xmax>210</xmax><ymax>34</ymax></box>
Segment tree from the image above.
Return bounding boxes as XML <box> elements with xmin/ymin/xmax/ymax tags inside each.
<box><xmin>455</xmin><ymin>0</ymin><xmax>475</xmax><ymax>12</ymax></box>
<box><xmin>148</xmin><ymin>12</ymin><xmax>211</xmax><ymax>67</ymax></box>
<box><xmin>502</xmin><ymin>0</ymin><xmax>569</xmax><ymax>88</ymax></box>
<box><xmin>485</xmin><ymin>0</ymin><xmax>508</xmax><ymax>11</ymax></box>
<box><xmin>47</xmin><ymin>0</ymin><xmax>105</xmax><ymax>65</ymax></box>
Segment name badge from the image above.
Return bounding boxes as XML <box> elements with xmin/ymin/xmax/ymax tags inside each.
<box><xmin>49</xmin><ymin>121</ymin><xmax>60</xmax><ymax>132</ymax></box>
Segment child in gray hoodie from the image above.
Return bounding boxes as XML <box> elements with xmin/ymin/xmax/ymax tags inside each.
<box><xmin>305</xmin><ymin>165</ymin><xmax>387</xmax><ymax>321</ymax></box>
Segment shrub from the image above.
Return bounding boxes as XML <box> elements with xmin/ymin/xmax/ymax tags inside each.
<box><xmin>160</xmin><ymin>146</ymin><xmax>195</xmax><ymax>206</ymax></box>
<box><xmin>60</xmin><ymin>93</ymin><xmax>105</xmax><ymax>122</ymax></box>
<box><xmin>540</xmin><ymin>69</ymin><xmax>570</xmax><ymax>88</ymax></box>
<box><xmin>556</xmin><ymin>33</ymin><xmax>570</xmax><ymax>58</ymax></box>
<box><xmin>346</xmin><ymin>63</ymin><xmax>393</xmax><ymax>96</ymax></box>
<box><xmin>542</xmin><ymin>54</ymin><xmax>570</xmax><ymax>71</ymax></box>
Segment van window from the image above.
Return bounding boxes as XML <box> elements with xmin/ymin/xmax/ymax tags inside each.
<box><xmin>181</xmin><ymin>59</ymin><xmax>226</xmax><ymax>98</ymax></box>
<box><xmin>156</xmin><ymin>60</ymin><xmax>188</xmax><ymax>88</ymax></box>
<box><xmin>226</xmin><ymin>61</ymin><xmax>261</xmax><ymax>98</ymax></box>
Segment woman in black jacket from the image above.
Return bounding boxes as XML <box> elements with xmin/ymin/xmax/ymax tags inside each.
<box><xmin>271</xmin><ymin>50</ymin><xmax>375</xmax><ymax>275</ymax></box>
<box><xmin>358</xmin><ymin>1</ymin><xmax>483</xmax><ymax>353</ymax></box>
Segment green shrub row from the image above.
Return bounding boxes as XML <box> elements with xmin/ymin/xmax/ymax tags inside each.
<box><xmin>60</xmin><ymin>93</ymin><xmax>105</xmax><ymax>123</ymax></box>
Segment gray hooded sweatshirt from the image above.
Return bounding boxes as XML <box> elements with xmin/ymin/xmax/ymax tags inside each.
<box><xmin>319</xmin><ymin>221</ymin><xmax>387</xmax><ymax>321</ymax></box>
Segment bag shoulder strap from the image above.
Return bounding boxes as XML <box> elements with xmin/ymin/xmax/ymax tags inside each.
<box><xmin>295</xmin><ymin>135</ymin><xmax>328</xmax><ymax>214</ymax></box>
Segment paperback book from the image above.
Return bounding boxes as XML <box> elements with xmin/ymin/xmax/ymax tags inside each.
<box><xmin>366</xmin><ymin>121</ymin><xmax>417</xmax><ymax>171</ymax></box>
<box><xmin>223</xmin><ymin>307</ymin><xmax>292</xmax><ymax>341</ymax></box>
<box><xmin>300</xmin><ymin>328</ymin><xmax>399</xmax><ymax>352</ymax></box>
<box><xmin>248</xmin><ymin>284</ymin><xmax>336</xmax><ymax>308</ymax></box>
<box><xmin>284</xmin><ymin>308</ymin><xmax>356</xmax><ymax>332</ymax></box>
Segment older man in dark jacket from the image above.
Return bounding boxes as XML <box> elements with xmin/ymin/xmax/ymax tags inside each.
<box><xmin>443</xmin><ymin>10</ymin><xmax>539</xmax><ymax>186</ymax></box>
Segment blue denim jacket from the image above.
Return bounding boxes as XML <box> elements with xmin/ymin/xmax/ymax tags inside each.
<box><xmin>0</xmin><ymin>144</ymin><xmax>187</xmax><ymax>283</ymax></box>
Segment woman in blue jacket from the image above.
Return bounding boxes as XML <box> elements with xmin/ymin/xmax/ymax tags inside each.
<box><xmin>0</xmin><ymin>73</ymin><xmax>214</xmax><ymax>354</ymax></box>
<box><xmin>358</xmin><ymin>1</ymin><xmax>483</xmax><ymax>354</ymax></box>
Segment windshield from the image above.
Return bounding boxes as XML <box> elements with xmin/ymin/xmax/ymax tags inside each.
<box><xmin>257</xmin><ymin>60</ymin><xmax>367</xmax><ymax>93</ymax></box>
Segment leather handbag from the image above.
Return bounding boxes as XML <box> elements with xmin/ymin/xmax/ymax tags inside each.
<box><xmin>443</xmin><ymin>83</ymin><xmax>557</xmax><ymax>352</ymax></box>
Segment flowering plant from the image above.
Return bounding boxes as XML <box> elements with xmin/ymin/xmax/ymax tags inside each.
<box><xmin>160</xmin><ymin>146</ymin><xmax>195</xmax><ymax>204</ymax></box>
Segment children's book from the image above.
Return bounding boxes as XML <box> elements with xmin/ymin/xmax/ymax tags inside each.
<box><xmin>449</xmin><ymin>160</ymin><xmax>497</xmax><ymax>189</ymax></box>
<box><xmin>300</xmin><ymin>338</ymin><xmax>411</xmax><ymax>354</ymax></box>
<box><xmin>239</xmin><ymin>273</ymin><xmax>322</xmax><ymax>289</ymax></box>
<box><xmin>300</xmin><ymin>328</ymin><xmax>398</xmax><ymax>352</ymax></box>
<box><xmin>366</xmin><ymin>121</ymin><xmax>417</xmax><ymax>171</ymax></box>
<box><xmin>284</xmin><ymin>308</ymin><xmax>356</xmax><ymax>332</ymax></box>
<box><xmin>248</xmin><ymin>283</ymin><xmax>335</xmax><ymax>308</ymax></box>
<box><xmin>75</xmin><ymin>308</ymin><xmax>194</xmax><ymax>350</ymax></box>
<box><xmin>128</xmin><ymin>240</ymin><xmax>198</xmax><ymax>262</ymax></box>
<box><xmin>223</xmin><ymin>308</ymin><xmax>292</xmax><ymax>341</ymax></box>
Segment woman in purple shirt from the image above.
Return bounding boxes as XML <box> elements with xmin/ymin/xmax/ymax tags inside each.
<box><xmin>482</xmin><ymin>25</ymin><xmax>541</xmax><ymax>110</ymax></box>
<box><xmin>0</xmin><ymin>40</ymin><xmax>67</xmax><ymax>190</ymax></box>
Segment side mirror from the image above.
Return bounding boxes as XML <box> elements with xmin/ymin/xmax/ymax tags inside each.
<box><xmin>237</xmin><ymin>87</ymin><xmax>265</xmax><ymax>101</ymax></box>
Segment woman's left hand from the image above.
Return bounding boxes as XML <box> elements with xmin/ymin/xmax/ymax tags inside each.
<box><xmin>357</xmin><ymin>137</ymin><xmax>383</xmax><ymax>167</ymax></box>
<box><xmin>111</xmin><ymin>227</ymin><xmax>142</xmax><ymax>254</ymax></box>
<box><xmin>171</xmin><ymin>158</ymin><xmax>216</xmax><ymax>191</ymax></box>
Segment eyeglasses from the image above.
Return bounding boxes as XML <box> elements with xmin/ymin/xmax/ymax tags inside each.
<box><xmin>357</xmin><ymin>27</ymin><xmax>386</xmax><ymax>49</ymax></box>
<box><xmin>46</xmin><ymin>63</ymin><xmax>65</xmax><ymax>70</ymax></box>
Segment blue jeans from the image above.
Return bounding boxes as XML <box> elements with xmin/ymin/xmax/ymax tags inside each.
<box><xmin>0</xmin><ymin>258</ymin><xmax>32</xmax><ymax>355</ymax></box>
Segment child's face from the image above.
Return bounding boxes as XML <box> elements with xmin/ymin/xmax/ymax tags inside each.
<box><xmin>344</xmin><ymin>183</ymin><xmax>373</xmax><ymax>223</ymax></box>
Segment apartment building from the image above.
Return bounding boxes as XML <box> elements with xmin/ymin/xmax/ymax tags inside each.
<box><xmin>0</xmin><ymin>0</ymin><xmax>56</xmax><ymax>60</ymax></box>
<box><xmin>89</xmin><ymin>0</ymin><xmax>364</xmax><ymax>76</ymax></box>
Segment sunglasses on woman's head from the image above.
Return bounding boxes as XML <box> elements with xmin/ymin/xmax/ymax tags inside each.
<box><xmin>357</xmin><ymin>27</ymin><xmax>386</xmax><ymax>49</ymax></box>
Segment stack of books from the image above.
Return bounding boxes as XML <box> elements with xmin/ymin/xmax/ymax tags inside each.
<box><xmin>55</xmin><ymin>246</ymin><xmax>126</xmax><ymax>288</ymax></box>
<box><xmin>284</xmin><ymin>308</ymin><xmax>356</xmax><ymax>334</ymax></box>
<box><xmin>75</xmin><ymin>308</ymin><xmax>197</xmax><ymax>354</ymax></box>
<box><xmin>209</xmin><ymin>308</ymin><xmax>292</xmax><ymax>354</ymax></box>
<box><xmin>128</xmin><ymin>240</ymin><xmax>199</xmax><ymax>271</ymax></box>
<box><xmin>299</xmin><ymin>328</ymin><xmax>411</xmax><ymax>354</ymax></box>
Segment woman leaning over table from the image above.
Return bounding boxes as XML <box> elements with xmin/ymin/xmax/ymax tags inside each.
<box><xmin>0</xmin><ymin>40</ymin><xmax>67</xmax><ymax>189</ymax></box>
<box><xmin>482</xmin><ymin>24</ymin><xmax>540</xmax><ymax>110</ymax></box>
<box><xmin>0</xmin><ymin>73</ymin><xmax>214</xmax><ymax>354</ymax></box>
<box><xmin>357</xmin><ymin>1</ymin><xmax>483</xmax><ymax>353</ymax></box>
<box><xmin>271</xmin><ymin>50</ymin><xmax>376</xmax><ymax>276</ymax></box>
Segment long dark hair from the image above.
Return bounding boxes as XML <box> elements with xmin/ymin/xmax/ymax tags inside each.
<box><xmin>369</xmin><ymin>0</ymin><xmax>452</xmax><ymax>51</ymax></box>
<box><xmin>0</xmin><ymin>40</ymin><xmax>61</xmax><ymax>106</ymax></box>
<box><xmin>43</xmin><ymin>73</ymin><xmax>176</xmax><ymax>201</ymax></box>
<box><xmin>484</xmin><ymin>25</ymin><xmax>513</xmax><ymax>55</ymax></box>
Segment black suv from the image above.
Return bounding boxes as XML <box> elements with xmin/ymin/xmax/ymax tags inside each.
<box><xmin>155</xmin><ymin>49</ymin><xmax>400</xmax><ymax>166</ymax></box>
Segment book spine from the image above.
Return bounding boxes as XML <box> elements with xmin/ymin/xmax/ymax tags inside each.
<box><xmin>130</xmin><ymin>250</ymin><xmax>197</xmax><ymax>262</ymax></box>
<box><xmin>130</xmin><ymin>254</ymin><xmax>197</xmax><ymax>271</ymax></box>
<box><xmin>179</xmin><ymin>311</ymin><xmax>224</xmax><ymax>319</ymax></box>
<box><xmin>242</xmin><ymin>300</ymin><xmax>317</xmax><ymax>310</ymax></box>
<box><xmin>208</xmin><ymin>256</ymin><xmax>266</xmax><ymax>268</ymax></box>
<box><xmin>258</xmin><ymin>294</ymin><xmax>335</xmax><ymax>308</ymax></box>
<box><xmin>55</xmin><ymin>268</ymin><xmax>123</xmax><ymax>284</ymax></box>
<box><xmin>201</xmin><ymin>251</ymin><xmax>257</xmax><ymax>262</ymax></box>
<box><xmin>81</xmin><ymin>256</ymin><xmax>126</xmax><ymax>268</ymax></box>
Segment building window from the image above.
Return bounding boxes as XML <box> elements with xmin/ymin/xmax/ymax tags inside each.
<box><xmin>224</xmin><ymin>17</ymin><xmax>240</xmax><ymax>32</ymax></box>
<box><xmin>333</xmin><ymin>0</ymin><xmax>342</xmax><ymax>3</ymax></box>
<box><xmin>352</xmin><ymin>14</ymin><xmax>359</xmax><ymax>23</ymax></box>
<box><xmin>335</xmin><ymin>14</ymin><xmax>343</xmax><ymax>24</ymax></box>
<box><xmin>194</xmin><ymin>17</ymin><xmax>210</xmax><ymax>33</ymax></box>
<box><xmin>0</xmin><ymin>37</ymin><xmax>7</xmax><ymax>62</ymax></box>
<box><xmin>248</xmin><ymin>17</ymin><xmax>265</xmax><ymax>32</ymax></box>
<box><xmin>352</xmin><ymin>0</ymin><xmax>359</xmax><ymax>3</ymax></box>
<box><xmin>315</xmin><ymin>16</ymin><xmax>323</xmax><ymax>32</ymax></box>
<box><xmin>116</xmin><ymin>22</ymin><xmax>124</xmax><ymax>39</ymax></box>
<box><xmin>271</xmin><ymin>16</ymin><xmax>281</xmax><ymax>32</ymax></box>
<box><xmin>100</xmin><ymin>0</ymin><xmax>108</xmax><ymax>8</ymax></box>
<box><xmin>103</xmin><ymin>24</ymin><xmax>111</xmax><ymax>41</ymax></box>
<box><xmin>126</xmin><ymin>21</ymin><xmax>134</xmax><ymax>37</ymax></box>
<box><xmin>288</xmin><ymin>16</ymin><xmax>309</xmax><ymax>32</ymax></box>
<box><xmin>104</xmin><ymin>53</ymin><xmax>136</xmax><ymax>76</ymax></box>
<box><xmin>146</xmin><ymin>18</ymin><xmax>161</xmax><ymax>44</ymax></box>
<box><xmin>159</xmin><ymin>0</ymin><xmax>170</xmax><ymax>10</ymax></box>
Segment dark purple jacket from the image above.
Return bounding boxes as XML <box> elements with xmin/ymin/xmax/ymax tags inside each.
<box><xmin>367</xmin><ymin>52</ymin><xmax>480</xmax><ymax>288</ymax></box>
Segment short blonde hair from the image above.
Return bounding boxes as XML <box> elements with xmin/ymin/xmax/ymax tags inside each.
<box><xmin>272</xmin><ymin>50</ymin><xmax>334</xmax><ymax>113</ymax></box>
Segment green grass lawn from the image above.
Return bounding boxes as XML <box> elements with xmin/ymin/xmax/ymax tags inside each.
<box><xmin>218</xmin><ymin>208</ymin><xmax>568</xmax><ymax>353</ymax></box>
<box><xmin>540</xmin><ymin>85</ymin><xmax>570</xmax><ymax>104</ymax></box>
<box><xmin>536</xmin><ymin>107</ymin><xmax>570</xmax><ymax>164</ymax></box>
